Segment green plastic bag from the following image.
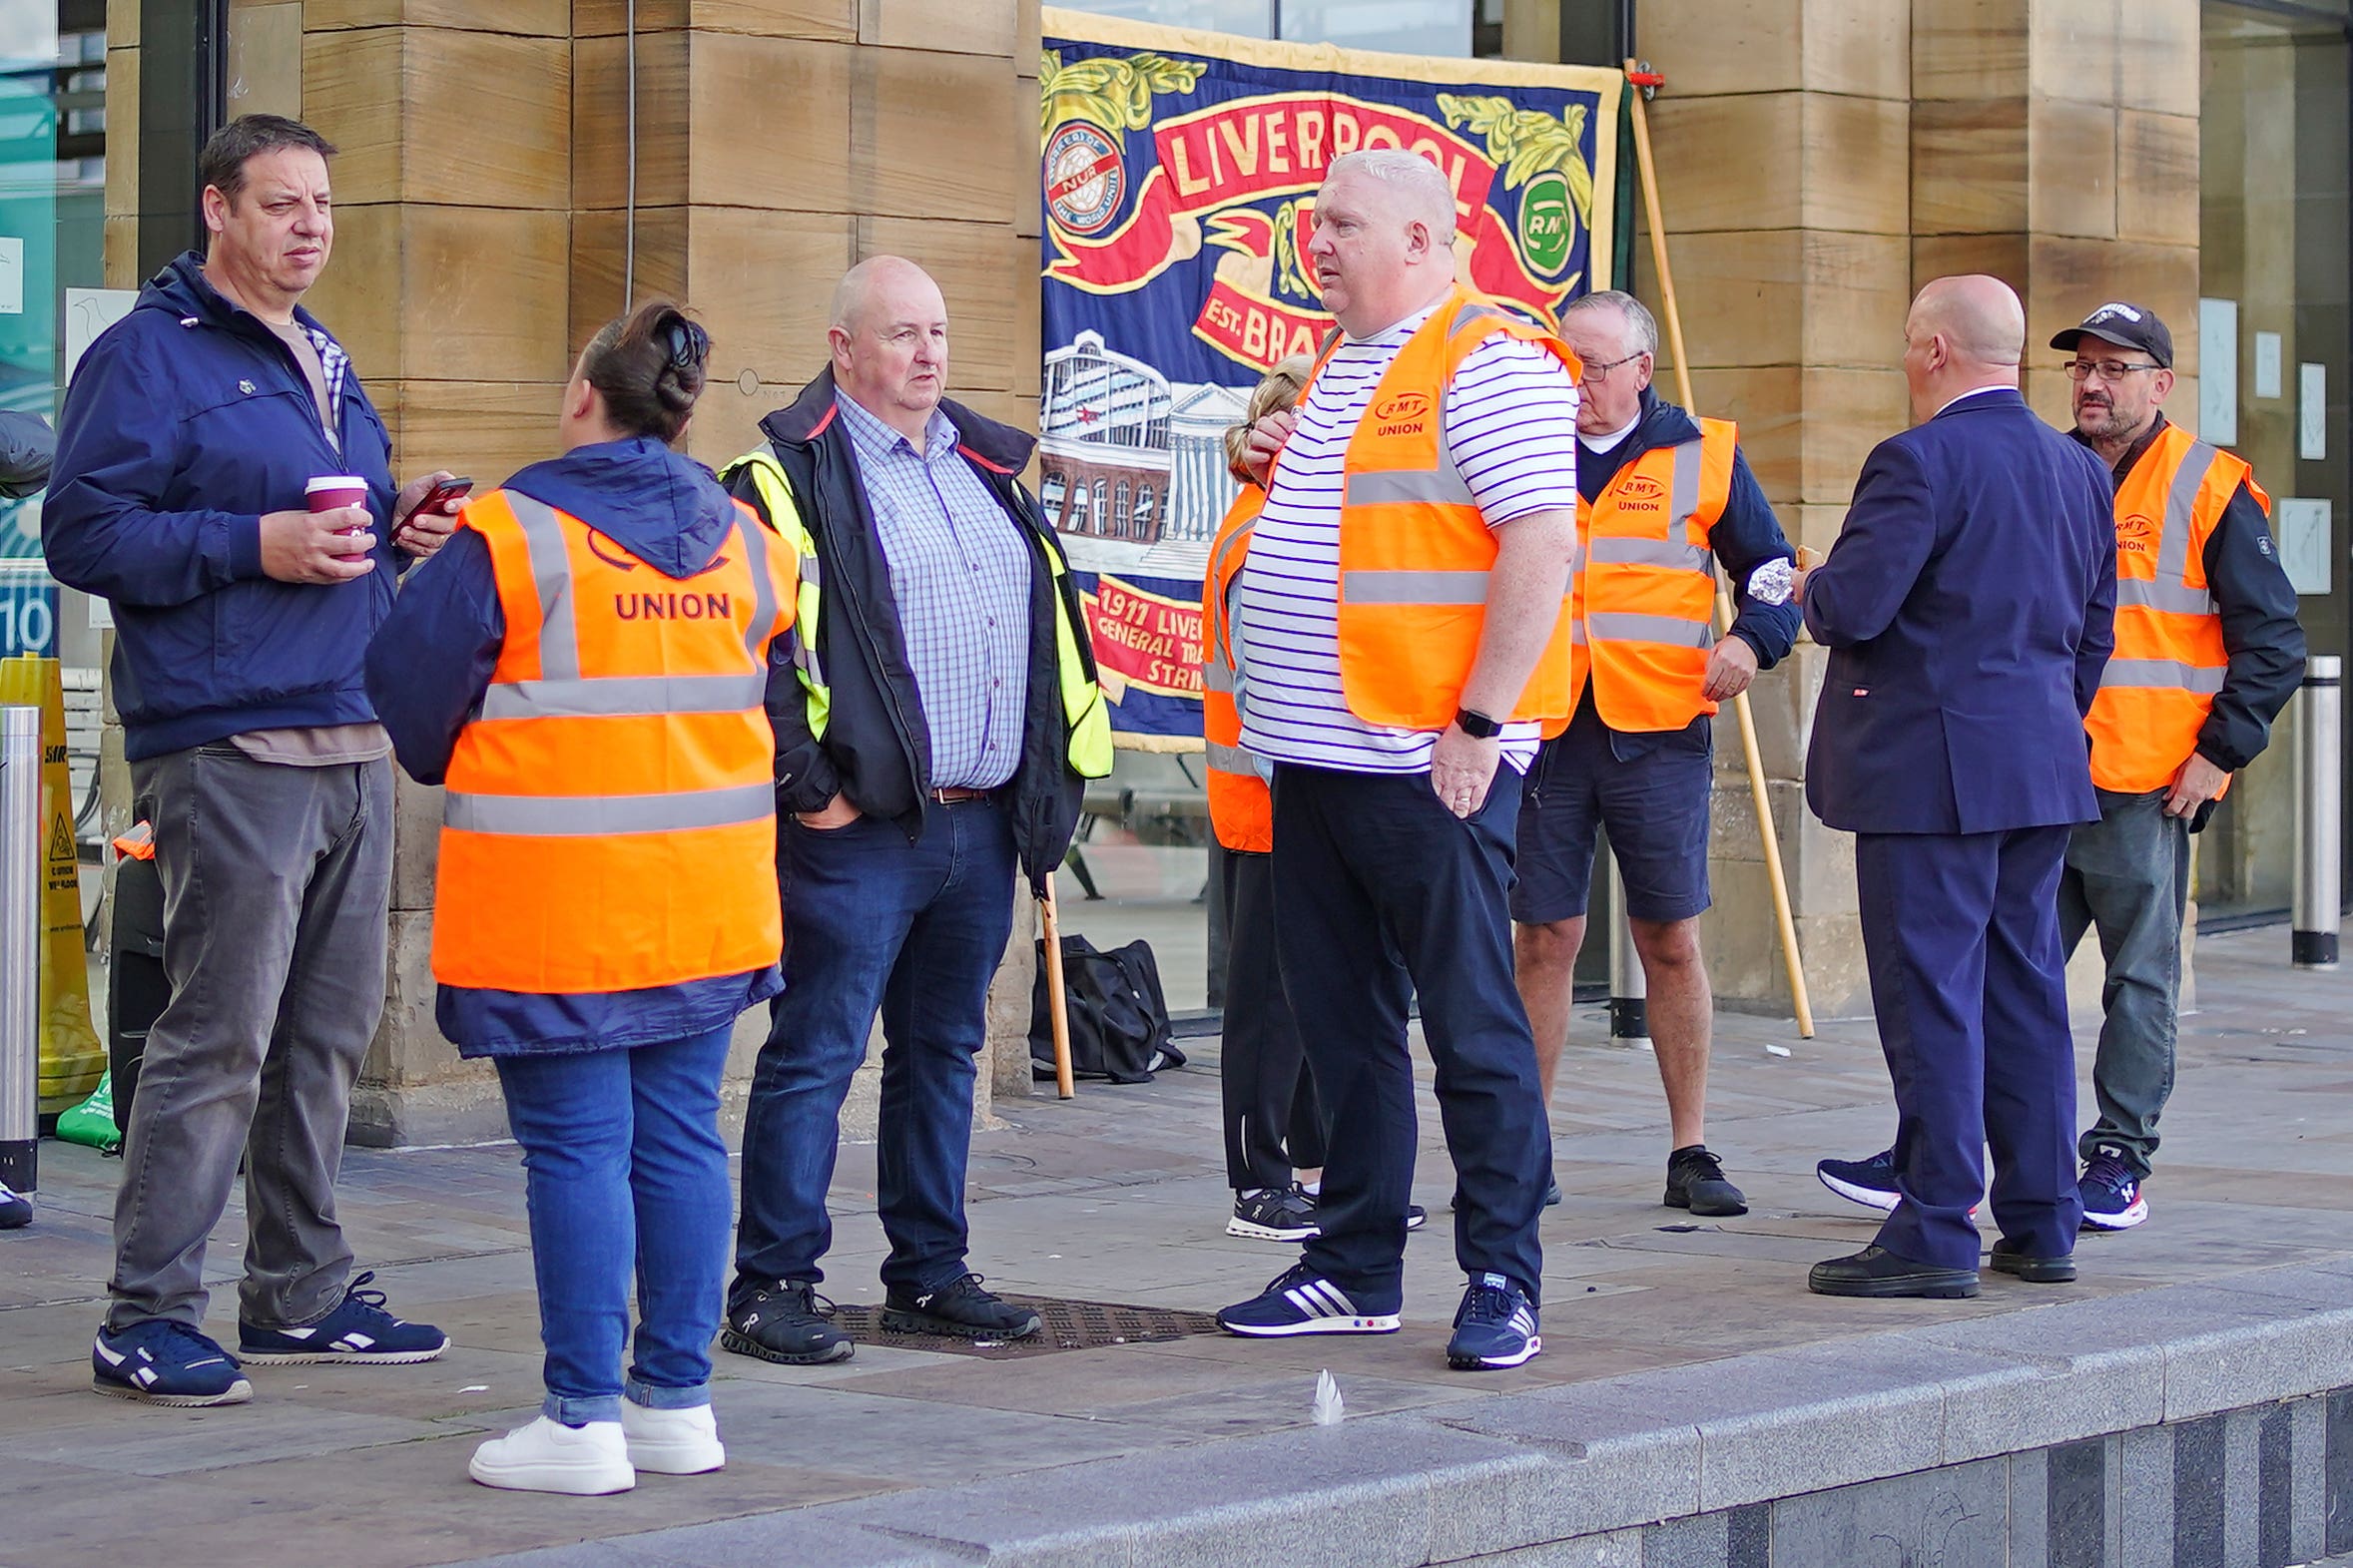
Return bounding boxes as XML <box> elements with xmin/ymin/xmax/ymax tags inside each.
<box><xmin>56</xmin><ymin>1070</ymin><xmax>120</xmax><ymax>1154</ymax></box>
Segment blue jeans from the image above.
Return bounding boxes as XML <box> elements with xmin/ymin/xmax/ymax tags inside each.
<box><xmin>495</xmin><ymin>1024</ymin><xmax>735</xmax><ymax>1425</ymax></box>
<box><xmin>731</xmin><ymin>797</ymin><xmax>1017</xmax><ymax>1308</ymax></box>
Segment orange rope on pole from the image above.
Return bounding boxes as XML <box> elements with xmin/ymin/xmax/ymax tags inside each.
<box><xmin>1623</xmin><ymin>60</ymin><xmax>1817</xmax><ymax>1039</ymax></box>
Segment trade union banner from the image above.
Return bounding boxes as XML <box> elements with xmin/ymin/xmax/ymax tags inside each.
<box><xmin>1038</xmin><ymin>8</ymin><xmax>1624</xmax><ymax>749</ymax></box>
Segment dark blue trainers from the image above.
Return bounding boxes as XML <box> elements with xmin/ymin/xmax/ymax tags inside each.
<box><xmin>1447</xmin><ymin>1273</ymin><xmax>1541</xmax><ymax>1370</ymax></box>
<box><xmin>1217</xmin><ymin>1263</ymin><xmax>1400</xmax><ymax>1337</ymax></box>
<box><xmin>93</xmin><ymin>1320</ymin><xmax>253</xmax><ymax>1406</ymax></box>
<box><xmin>240</xmin><ymin>1271</ymin><xmax>449</xmax><ymax>1364</ymax></box>
<box><xmin>1816</xmin><ymin>1148</ymin><xmax>1901</xmax><ymax>1213</ymax></box>
<box><xmin>0</xmin><ymin>1179</ymin><xmax>28</xmax><ymax>1229</ymax></box>
<box><xmin>2078</xmin><ymin>1149</ymin><xmax>2148</xmax><ymax>1232</ymax></box>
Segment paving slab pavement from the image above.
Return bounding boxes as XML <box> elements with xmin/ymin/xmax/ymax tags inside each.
<box><xmin>2</xmin><ymin>927</ymin><xmax>2350</xmax><ymax>1566</ymax></box>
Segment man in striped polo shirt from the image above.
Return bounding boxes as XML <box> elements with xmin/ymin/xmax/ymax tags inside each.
<box><xmin>1212</xmin><ymin>150</ymin><xmax>1581</xmax><ymax>1370</ymax></box>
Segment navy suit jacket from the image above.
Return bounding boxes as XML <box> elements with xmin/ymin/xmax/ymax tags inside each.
<box><xmin>1804</xmin><ymin>388</ymin><xmax>2116</xmax><ymax>835</ymax></box>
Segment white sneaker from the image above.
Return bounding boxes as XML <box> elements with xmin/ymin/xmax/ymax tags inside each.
<box><xmin>467</xmin><ymin>1415</ymin><xmax>635</xmax><ymax>1495</ymax></box>
<box><xmin>621</xmin><ymin>1400</ymin><xmax>726</xmax><ymax>1475</ymax></box>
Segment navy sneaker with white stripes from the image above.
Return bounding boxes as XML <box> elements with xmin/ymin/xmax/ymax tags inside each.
<box><xmin>240</xmin><ymin>1271</ymin><xmax>449</xmax><ymax>1364</ymax></box>
<box><xmin>92</xmin><ymin>1320</ymin><xmax>253</xmax><ymax>1406</ymax></box>
<box><xmin>1446</xmin><ymin>1273</ymin><xmax>1541</xmax><ymax>1370</ymax></box>
<box><xmin>1217</xmin><ymin>1263</ymin><xmax>1400</xmax><ymax>1337</ymax></box>
<box><xmin>0</xmin><ymin>1178</ymin><xmax>29</xmax><ymax>1229</ymax></box>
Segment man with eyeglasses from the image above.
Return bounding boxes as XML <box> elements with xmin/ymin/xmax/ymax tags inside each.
<box><xmin>1816</xmin><ymin>300</ymin><xmax>2302</xmax><ymax>1236</ymax></box>
<box><xmin>1510</xmin><ymin>289</ymin><xmax>1799</xmax><ymax>1220</ymax></box>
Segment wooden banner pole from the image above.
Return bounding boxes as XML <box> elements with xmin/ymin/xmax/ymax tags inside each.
<box><xmin>1040</xmin><ymin>876</ymin><xmax>1077</xmax><ymax>1098</ymax></box>
<box><xmin>1623</xmin><ymin>61</ymin><xmax>1817</xmax><ymax>1039</ymax></box>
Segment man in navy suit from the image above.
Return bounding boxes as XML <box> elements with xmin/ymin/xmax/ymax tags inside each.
<box><xmin>1796</xmin><ymin>275</ymin><xmax>2116</xmax><ymax>1299</ymax></box>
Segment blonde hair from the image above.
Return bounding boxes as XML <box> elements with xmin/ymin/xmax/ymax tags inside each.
<box><xmin>1223</xmin><ymin>355</ymin><xmax>1313</xmax><ymax>481</ymax></box>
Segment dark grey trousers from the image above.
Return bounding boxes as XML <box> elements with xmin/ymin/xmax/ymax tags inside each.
<box><xmin>109</xmin><ymin>745</ymin><xmax>392</xmax><ymax>1332</ymax></box>
<box><xmin>2058</xmin><ymin>786</ymin><xmax>2190</xmax><ymax>1182</ymax></box>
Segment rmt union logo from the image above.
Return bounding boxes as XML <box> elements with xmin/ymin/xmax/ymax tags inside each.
<box><xmin>1616</xmin><ymin>474</ymin><xmax>1666</xmax><ymax>510</ymax></box>
<box><xmin>2118</xmin><ymin>512</ymin><xmax>2157</xmax><ymax>554</ymax></box>
<box><xmin>1373</xmin><ymin>391</ymin><xmax>1430</xmax><ymax>435</ymax></box>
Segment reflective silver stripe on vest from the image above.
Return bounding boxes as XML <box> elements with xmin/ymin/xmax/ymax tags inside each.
<box><xmin>1450</xmin><ymin>300</ymin><xmax>1507</xmax><ymax>336</ymax></box>
<box><xmin>2114</xmin><ymin>577</ymin><xmax>2216</xmax><ymax>616</ymax></box>
<box><xmin>1588</xmin><ymin>536</ymin><xmax>1710</xmax><ymax>571</ymax></box>
<box><xmin>1203</xmin><ymin>661</ymin><xmax>1234</xmax><ymax>695</ymax></box>
<box><xmin>505</xmin><ymin>492</ymin><xmax>580</xmax><ymax>681</ymax></box>
<box><xmin>478</xmin><ymin>671</ymin><xmax>770</xmax><ymax>721</ymax></box>
<box><xmin>1584</xmin><ymin>611</ymin><xmax>1714</xmax><ymax>649</ymax></box>
<box><xmin>1342</xmin><ymin>569</ymin><xmax>1488</xmax><ymax>606</ymax></box>
<box><xmin>1672</xmin><ymin>433</ymin><xmax>1706</xmax><ymax>528</ymax></box>
<box><xmin>1206</xmin><ymin>742</ymin><xmax>1257</xmax><ymax>774</ymax></box>
<box><xmin>2098</xmin><ymin>658</ymin><xmax>2226</xmax><ymax>694</ymax></box>
<box><xmin>444</xmin><ymin>782</ymin><xmax>775</xmax><ymax>837</ymax></box>
<box><xmin>2157</xmin><ymin>441</ymin><xmax>2216</xmax><ymax>582</ymax></box>
<box><xmin>1347</xmin><ymin>466</ymin><xmax>1475</xmax><ymax>508</ymax></box>
<box><xmin>732</xmin><ymin>505</ymin><xmax>778</xmax><ymax>664</ymax></box>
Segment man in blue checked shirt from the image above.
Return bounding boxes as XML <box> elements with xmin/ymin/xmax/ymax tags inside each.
<box><xmin>718</xmin><ymin>257</ymin><xmax>1109</xmax><ymax>1365</ymax></box>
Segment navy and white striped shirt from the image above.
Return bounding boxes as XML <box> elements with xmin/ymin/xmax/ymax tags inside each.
<box><xmin>837</xmin><ymin>392</ymin><xmax>1033</xmax><ymax>790</ymax></box>
<box><xmin>1234</xmin><ymin>304</ymin><xmax>1581</xmax><ymax>774</ymax></box>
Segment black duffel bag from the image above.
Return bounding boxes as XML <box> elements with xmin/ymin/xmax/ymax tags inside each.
<box><xmin>1030</xmin><ymin>934</ymin><xmax>1185</xmax><ymax>1084</ymax></box>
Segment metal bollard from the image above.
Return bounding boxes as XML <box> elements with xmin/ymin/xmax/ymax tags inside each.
<box><xmin>1606</xmin><ymin>857</ymin><xmax>1651</xmax><ymax>1049</ymax></box>
<box><xmin>0</xmin><ymin>706</ymin><xmax>40</xmax><ymax>1193</ymax></box>
<box><xmin>2293</xmin><ymin>655</ymin><xmax>2342</xmax><ymax>970</ymax></box>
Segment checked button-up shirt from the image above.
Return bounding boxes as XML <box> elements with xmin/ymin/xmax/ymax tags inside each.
<box><xmin>836</xmin><ymin>390</ymin><xmax>1035</xmax><ymax>791</ymax></box>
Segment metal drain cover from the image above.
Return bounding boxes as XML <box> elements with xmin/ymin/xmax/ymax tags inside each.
<box><xmin>831</xmin><ymin>1297</ymin><xmax>1222</xmax><ymax>1358</ymax></box>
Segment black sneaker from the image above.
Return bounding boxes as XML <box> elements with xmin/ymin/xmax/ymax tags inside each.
<box><xmin>721</xmin><ymin>1281</ymin><xmax>854</xmax><ymax>1365</ymax></box>
<box><xmin>882</xmin><ymin>1274</ymin><xmax>1042</xmax><ymax>1340</ymax></box>
<box><xmin>1664</xmin><ymin>1145</ymin><xmax>1748</xmax><ymax>1217</ymax></box>
<box><xmin>0</xmin><ymin>1179</ymin><xmax>28</xmax><ymax>1229</ymax></box>
<box><xmin>1228</xmin><ymin>1185</ymin><xmax>1318</xmax><ymax>1242</ymax></box>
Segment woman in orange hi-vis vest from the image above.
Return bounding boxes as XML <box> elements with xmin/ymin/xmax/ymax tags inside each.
<box><xmin>366</xmin><ymin>302</ymin><xmax>796</xmax><ymax>1498</ymax></box>
<box><xmin>1201</xmin><ymin>358</ymin><xmax>1328</xmax><ymax>1244</ymax></box>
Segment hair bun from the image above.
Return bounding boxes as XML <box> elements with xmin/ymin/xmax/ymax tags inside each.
<box><xmin>662</xmin><ymin>316</ymin><xmax>710</xmax><ymax>374</ymax></box>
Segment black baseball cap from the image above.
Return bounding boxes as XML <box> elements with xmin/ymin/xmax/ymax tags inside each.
<box><xmin>2051</xmin><ymin>302</ymin><xmax>2173</xmax><ymax>368</ymax></box>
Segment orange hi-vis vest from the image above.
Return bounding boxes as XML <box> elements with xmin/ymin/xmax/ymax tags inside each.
<box><xmin>1313</xmin><ymin>288</ymin><xmax>1583</xmax><ymax>734</ymax></box>
<box><xmin>432</xmin><ymin>488</ymin><xmax>797</xmax><ymax>994</ymax></box>
<box><xmin>1571</xmin><ymin>419</ymin><xmax>1737</xmax><ymax>732</ymax></box>
<box><xmin>1200</xmin><ymin>485</ymin><xmax>1271</xmax><ymax>853</ymax></box>
<box><xmin>2086</xmin><ymin>424</ymin><xmax>2265</xmax><ymax>794</ymax></box>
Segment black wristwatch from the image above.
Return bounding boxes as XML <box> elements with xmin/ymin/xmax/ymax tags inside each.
<box><xmin>1453</xmin><ymin>707</ymin><xmax>1502</xmax><ymax>739</ymax></box>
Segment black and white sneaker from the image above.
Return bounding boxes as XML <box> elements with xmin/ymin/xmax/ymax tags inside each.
<box><xmin>1217</xmin><ymin>1262</ymin><xmax>1400</xmax><ymax>1337</ymax></box>
<box><xmin>721</xmin><ymin>1280</ymin><xmax>854</xmax><ymax>1364</ymax></box>
<box><xmin>1446</xmin><ymin>1274</ymin><xmax>1542</xmax><ymax>1370</ymax></box>
<box><xmin>1228</xmin><ymin>1185</ymin><xmax>1318</xmax><ymax>1242</ymax></box>
<box><xmin>0</xmin><ymin>1179</ymin><xmax>28</xmax><ymax>1229</ymax></box>
<box><xmin>882</xmin><ymin>1274</ymin><xmax>1042</xmax><ymax>1340</ymax></box>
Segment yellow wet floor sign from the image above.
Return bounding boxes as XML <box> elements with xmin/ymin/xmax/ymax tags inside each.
<box><xmin>0</xmin><ymin>655</ymin><xmax>102</xmax><ymax>1107</ymax></box>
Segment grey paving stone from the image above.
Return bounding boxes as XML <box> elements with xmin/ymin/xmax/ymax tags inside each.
<box><xmin>480</xmin><ymin>1515</ymin><xmax>956</xmax><ymax>1568</ymax></box>
<box><xmin>2162</xmin><ymin>1305</ymin><xmax>2353</xmax><ymax>1422</ymax></box>
<box><xmin>1767</xmin><ymin>1458</ymin><xmax>2008</xmax><ymax>1568</ymax></box>
<box><xmin>1911</xmin><ymin>1307</ymin><xmax>2169</xmax><ymax>1443</ymax></box>
<box><xmin>1427</xmin><ymin>1381</ymin><xmax>1705</xmax><ymax>1546</ymax></box>
<box><xmin>1433</xmin><ymin>1528</ymin><xmax>1642</xmax><ymax>1566</ymax></box>
<box><xmin>2225</xmin><ymin>1404</ymin><xmax>2266</xmax><ymax>1568</ymax></box>
<box><xmin>2174</xmin><ymin>1411</ymin><xmax>2228</xmax><ymax>1567</ymax></box>
<box><xmin>2119</xmin><ymin>1421</ymin><xmax>2175</xmax><ymax>1568</ymax></box>
<box><xmin>0</xmin><ymin>1404</ymin><xmax>449</xmax><ymax>1476</ymax></box>
<box><xmin>1758</xmin><ymin>1330</ymin><xmax>2049</xmax><ymax>1467</ymax></box>
<box><xmin>2008</xmin><ymin>1446</ymin><xmax>2050</xmax><ymax>1568</ymax></box>
<box><xmin>1639</xmin><ymin>1509</ymin><xmax>1728</xmax><ymax>1568</ymax></box>
<box><xmin>2295</xmin><ymin>1393</ymin><xmax>2329</xmax><ymax>1566</ymax></box>
<box><xmin>1686</xmin><ymin>1352</ymin><xmax>1947</xmax><ymax>1512</ymax></box>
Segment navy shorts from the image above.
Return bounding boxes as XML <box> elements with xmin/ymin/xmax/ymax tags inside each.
<box><xmin>1509</xmin><ymin>698</ymin><xmax>1714</xmax><ymax>925</ymax></box>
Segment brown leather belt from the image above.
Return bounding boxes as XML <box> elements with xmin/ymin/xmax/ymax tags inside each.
<box><xmin>928</xmin><ymin>786</ymin><xmax>992</xmax><ymax>803</ymax></box>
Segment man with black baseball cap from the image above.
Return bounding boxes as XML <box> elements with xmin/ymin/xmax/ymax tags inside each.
<box><xmin>1816</xmin><ymin>299</ymin><xmax>2303</xmax><ymax>1238</ymax></box>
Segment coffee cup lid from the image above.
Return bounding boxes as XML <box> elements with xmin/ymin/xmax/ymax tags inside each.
<box><xmin>305</xmin><ymin>475</ymin><xmax>367</xmax><ymax>493</ymax></box>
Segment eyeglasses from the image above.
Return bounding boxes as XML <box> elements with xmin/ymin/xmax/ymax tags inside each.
<box><xmin>2064</xmin><ymin>359</ymin><xmax>2163</xmax><ymax>383</ymax></box>
<box><xmin>1580</xmin><ymin>351</ymin><xmax>1648</xmax><ymax>384</ymax></box>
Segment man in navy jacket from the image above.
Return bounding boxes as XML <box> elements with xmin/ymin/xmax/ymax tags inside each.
<box><xmin>45</xmin><ymin>116</ymin><xmax>460</xmax><ymax>1405</ymax></box>
<box><xmin>1797</xmin><ymin>274</ymin><xmax>2116</xmax><ymax>1300</ymax></box>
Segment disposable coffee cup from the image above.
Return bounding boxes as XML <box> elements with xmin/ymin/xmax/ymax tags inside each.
<box><xmin>307</xmin><ymin>475</ymin><xmax>370</xmax><ymax>562</ymax></box>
